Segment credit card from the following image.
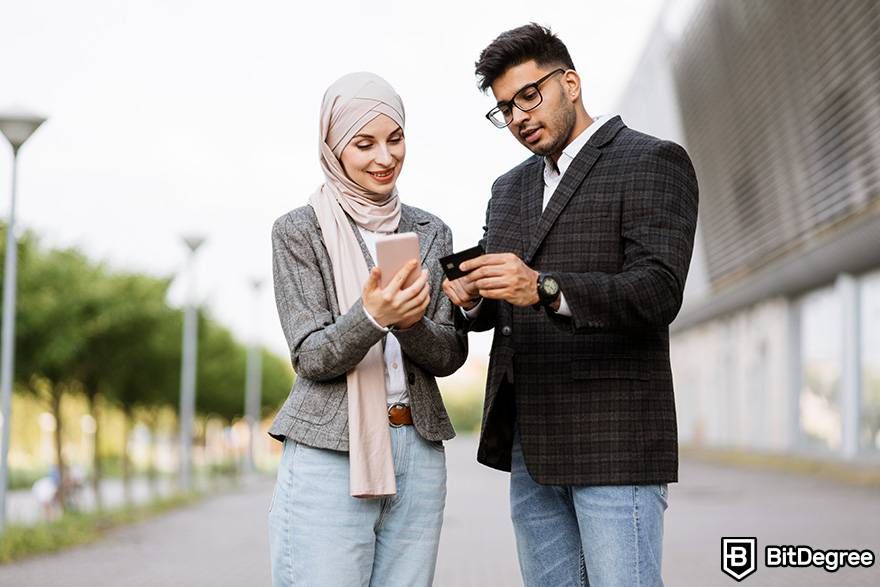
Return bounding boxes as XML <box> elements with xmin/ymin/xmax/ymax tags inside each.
<box><xmin>438</xmin><ymin>244</ymin><xmax>484</xmax><ymax>280</ymax></box>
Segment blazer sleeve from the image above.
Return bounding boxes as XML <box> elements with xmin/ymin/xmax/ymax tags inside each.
<box><xmin>272</xmin><ymin>215</ymin><xmax>386</xmax><ymax>381</ymax></box>
<box><xmin>549</xmin><ymin>141</ymin><xmax>699</xmax><ymax>332</ymax></box>
<box><xmin>393</xmin><ymin>223</ymin><xmax>469</xmax><ymax>377</ymax></box>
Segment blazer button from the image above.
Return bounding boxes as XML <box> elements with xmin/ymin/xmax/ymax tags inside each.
<box><xmin>407</xmin><ymin>372</ymin><xmax>416</xmax><ymax>385</ymax></box>
<box><xmin>501</xmin><ymin>326</ymin><xmax>512</xmax><ymax>336</ymax></box>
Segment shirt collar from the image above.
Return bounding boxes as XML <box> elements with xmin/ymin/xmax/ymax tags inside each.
<box><xmin>545</xmin><ymin>114</ymin><xmax>611</xmax><ymax>178</ymax></box>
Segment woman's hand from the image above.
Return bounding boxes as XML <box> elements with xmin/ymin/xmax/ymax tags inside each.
<box><xmin>363</xmin><ymin>260</ymin><xmax>431</xmax><ymax>329</ymax></box>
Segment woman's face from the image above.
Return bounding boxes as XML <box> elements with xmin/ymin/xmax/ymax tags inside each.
<box><xmin>339</xmin><ymin>114</ymin><xmax>405</xmax><ymax>198</ymax></box>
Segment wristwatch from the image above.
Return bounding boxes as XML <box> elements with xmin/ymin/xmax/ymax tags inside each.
<box><xmin>535</xmin><ymin>273</ymin><xmax>561</xmax><ymax>309</ymax></box>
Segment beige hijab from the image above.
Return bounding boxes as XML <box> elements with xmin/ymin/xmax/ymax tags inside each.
<box><xmin>308</xmin><ymin>72</ymin><xmax>404</xmax><ymax>498</ymax></box>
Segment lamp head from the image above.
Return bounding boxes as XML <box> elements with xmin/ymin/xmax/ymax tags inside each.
<box><xmin>182</xmin><ymin>235</ymin><xmax>205</xmax><ymax>253</ymax></box>
<box><xmin>0</xmin><ymin>111</ymin><xmax>47</xmax><ymax>152</ymax></box>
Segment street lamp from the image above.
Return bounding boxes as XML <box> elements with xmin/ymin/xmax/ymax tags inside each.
<box><xmin>0</xmin><ymin>110</ymin><xmax>47</xmax><ymax>533</ymax></box>
<box><xmin>178</xmin><ymin>235</ymin><xmax>204</xmax><ymax>492</ymax></box>
<box><xmin>244</xmin><ymin>279</ymin><xmax>263</xmax><ymax>474</ymax></box>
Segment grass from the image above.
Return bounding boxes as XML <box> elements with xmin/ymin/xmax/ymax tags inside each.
<box><xmin>681</xmin><ymin>445</ymin><xmax>880</xmax><ymax>488</ymax></box>
<box><xmin>0</xmin><ymin>492</ymin><xmax>201</xmax><ymax>565</ymax></box>
<box><xmin>7</xmin><ymin>468</ymin><xmax>48</xmax><ymax>492</ymax></box>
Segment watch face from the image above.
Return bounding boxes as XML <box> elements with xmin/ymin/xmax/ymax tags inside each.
<box><xmin>542</xmin><ymin>277</ymin><xmax>559</xmax><ymax>296</ymax></box>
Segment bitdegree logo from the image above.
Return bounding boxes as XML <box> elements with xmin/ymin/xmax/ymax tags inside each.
<box><xmin>721</xmin><ymin>538</ymin><xmax>877</xmax><ymax>581</ymax></box>
<box><xmin>721</xmin><ymin>538</ymin><xmax>757</xmax><ymax>581</ymax></box>
<box><xmin>765</xmin><ymin>545</ymin><xmax>875</xmax><ymax>572</ymax></box>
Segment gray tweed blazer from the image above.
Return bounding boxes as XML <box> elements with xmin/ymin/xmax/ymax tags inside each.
<box><xmin>267</xmin><ymin>203</ymin><xmax>466</xmax><ymax>450</ymax></box>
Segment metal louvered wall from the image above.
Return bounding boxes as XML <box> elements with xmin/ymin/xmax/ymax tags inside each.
<box><xmin>672</xmin><ymin>0</ymin><xmax>880</xmax><ymax>292</ymax></box>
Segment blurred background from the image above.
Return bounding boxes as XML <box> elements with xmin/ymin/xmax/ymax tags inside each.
<box><xmin>0</xmin><ymin>0</ymin><xmax>878</xmax><ymax>585</ymax></box>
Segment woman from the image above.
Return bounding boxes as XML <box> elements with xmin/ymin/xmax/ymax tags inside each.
<box><xmin>267</xmin><ymin>72</ymin><xmax>467</xmax><ymax>586</ymax></box>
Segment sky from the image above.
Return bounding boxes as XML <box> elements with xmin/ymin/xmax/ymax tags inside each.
<box><xmin>1</xmin><ymin>0</ymin><xmax>667</xmax><ymax>371</ymax></box>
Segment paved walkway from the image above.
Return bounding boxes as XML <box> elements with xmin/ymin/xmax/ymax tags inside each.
<box><xmin>0</xmin><ymin>436</ymin><xmax>878</xmax><ymax>586</ymax></box>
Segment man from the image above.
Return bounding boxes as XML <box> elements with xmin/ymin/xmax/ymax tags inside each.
<box><xmin>442</xmin><ymin>24</ymin><xmax>698</xmax><ymax>586</ymax></box>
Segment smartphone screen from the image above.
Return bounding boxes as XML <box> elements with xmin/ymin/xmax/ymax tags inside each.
<box><xmin>375</xmin><ymin>232</ymin><xmax>420</xmax><ymax>289</ymax></box>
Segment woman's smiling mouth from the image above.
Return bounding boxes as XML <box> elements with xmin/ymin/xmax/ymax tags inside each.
<box><xmin>367</xmin><ymin>168</ymin><xmax>395</xmax><ymax>183</ymax></box>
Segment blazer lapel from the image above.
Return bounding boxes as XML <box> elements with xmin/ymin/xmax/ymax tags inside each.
<box><xmin>347</xmin><ymin>215</ymin><xmax>376</xmax><ymax>270</ymax></box>
<box><xmin>524</xmin><ymin>116</ymin><xmax>625</xmax><ymax>264</ymax></box>
<box><xmin>520</xmin><ymin>157</ymin><xmax>544</xmax><ymax>257</ymax></box>
<box><xmin>347</xmin><ymin>205</ymin><xmax>437</xmax><ymax>269</ymax></box>
<box><xmin>398</xmin><ymin>205</ymin><xmax>436</xmax><ymax>264</ymax></box>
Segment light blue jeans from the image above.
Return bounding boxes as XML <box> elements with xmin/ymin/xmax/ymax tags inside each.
<box><xmin>268</xmin><ymin>425</ymin><xmax>446</xmax><ymax>587</ymax></box>
<box><xmin>510</xmin><ymin>435</ymin><xmax>668</xmax><ymax>587</ymax></box>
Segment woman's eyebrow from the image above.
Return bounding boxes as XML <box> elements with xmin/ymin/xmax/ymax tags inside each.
<box><xmin>351</xmin><ymin>129</ymin><xmax>403</xmax><ymax>141</ymax></box>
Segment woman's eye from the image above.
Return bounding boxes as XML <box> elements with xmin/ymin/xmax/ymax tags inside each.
<box><xmin>356</xmin><ymin>143</ymin><xmax>372</xmax><ymax>150</ymax></box>
<box><xmin>390</xmin><ymin>136</ymin><xmax>403</xmax><ymax>143</ymax></box>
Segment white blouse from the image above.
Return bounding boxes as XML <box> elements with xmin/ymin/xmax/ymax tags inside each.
<box><xmin>357</xmin><ymin>227</ymin><xmax>409</xmax><ymax>406</ymax></box>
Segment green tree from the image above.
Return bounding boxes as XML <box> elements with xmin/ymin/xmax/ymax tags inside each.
<box><xmin>260</xmin><ymin>349</ymin><xmax>293</xmax><ymax>417</ymax></box>
<box><xmin>79</xmin><ymin>272</ymin><xmax>181</xmax><ymax>504</ymax></box>
<box><xmin>195</xmin><ymin>312</ymin><xmax>247</xmax><ymax>423</ymax></box>
<box><xmin>11</xmin><ymin>236</ymin><xmax>98</xmax><ymax>508</ymax></box>
<box><xmin>4</xmin><ymin>221</ymin><xmax>294</xmax><ymax>504</ymax></box>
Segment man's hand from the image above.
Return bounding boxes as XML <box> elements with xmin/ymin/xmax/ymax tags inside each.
<box><xmin>459</xmin><ymin>253</ymin><xmax>540</xmax><ymax>307</ymax></box>
<box><xmin>442</xmin><ymin>274</ymin><xmax>481</xmax><ymax>310</ymax></box>
<box><xmin>363</xmin><ymin>260</ymin><xmax>430</xmax><ymax>328</ymax></box>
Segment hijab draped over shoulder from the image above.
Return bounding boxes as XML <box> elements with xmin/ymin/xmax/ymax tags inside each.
<box><xmin>308</xmin><ymin>72</ymin><xmax>405</xmax><ymax>498</ymax></box>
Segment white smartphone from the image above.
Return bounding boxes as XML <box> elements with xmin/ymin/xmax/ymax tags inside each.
<box><xmin>375</xmin><ymin>232</ymin><xmax>420</xmax><ymax>289</ymax></box>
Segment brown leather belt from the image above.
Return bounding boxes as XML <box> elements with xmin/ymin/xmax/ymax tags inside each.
<box><xmin>387</xmin><ymin>403</ymin><xmax>413</xmax><ymax>427</ymax></box>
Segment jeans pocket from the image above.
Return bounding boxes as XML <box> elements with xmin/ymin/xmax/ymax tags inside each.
<box><xmin>268</xmin><ymin>481</ymin><xmax>278</xmax><ymax>513</ymax></box>
<box><xmin>269</xmin><ymin>439</ymin><xmax>295</xmax><ymax>513</ymax></box>
<box><xmin>655</xmin><ymin>483</ymin><xmax>669</xmax><ymax>511</ymax></box>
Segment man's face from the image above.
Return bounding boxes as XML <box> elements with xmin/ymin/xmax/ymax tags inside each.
<box><xmin>490</xmin><ymin>60</ymin><xmax>576</xmax><ymax>157</ymax></box>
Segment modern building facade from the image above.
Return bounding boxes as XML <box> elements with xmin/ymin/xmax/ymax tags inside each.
<box><xmin>616</xmin><ymin>0</ymin><xmax>880</xmax><ymax>460</ymax></box>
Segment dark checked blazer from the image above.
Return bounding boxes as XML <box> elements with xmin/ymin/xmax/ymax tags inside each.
<box><xmin>461</xmin><ymin>116</ymin><xmax>698</xmax><ymax>485</ymax></box>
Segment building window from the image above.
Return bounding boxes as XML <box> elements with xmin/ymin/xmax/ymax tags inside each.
<box><xmin>800</xmin><ymin>286</ymin><xmax>842</xmax><ymax>451</ymax></box>
<box><xmin>861</xmin><ymin>270</ymin><xmax>880</xmax><ymax>453</ymax></box>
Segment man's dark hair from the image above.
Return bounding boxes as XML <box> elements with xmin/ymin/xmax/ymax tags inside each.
<box><xmin>474</xmin><ymin>23</ymin><xmax>575</xmax><ymax>92</ymax></box>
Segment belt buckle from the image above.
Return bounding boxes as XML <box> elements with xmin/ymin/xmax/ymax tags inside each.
<box><xmin>387</xmin><ymin>402</ymin><xmax>406</xmax><ymax>428</ymax></box>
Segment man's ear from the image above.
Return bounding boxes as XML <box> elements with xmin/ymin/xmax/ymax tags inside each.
<box><xmin>563</xmin><ymin>70</ymin><xmax>582</xmax><ymax>102</ymax></box>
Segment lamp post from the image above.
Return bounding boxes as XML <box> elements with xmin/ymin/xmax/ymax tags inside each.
<box><xmin>244</xmin><ymin>279</ymin><xmax>263</xmax><ymax>474</ymax></box>
<box><xmin>0</xmin><ymin>111</ymin><xmax>47</xmax><ymax>533</ymax></box>
<box><xmin>178</xmin><ymin>235</ymin><xmax>204</xmax><ymax>492</ymax></box>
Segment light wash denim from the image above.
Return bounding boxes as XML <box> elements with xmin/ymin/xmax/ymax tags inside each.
<box><xmin>268</xmin><ymin>425</ymin><xmax>446</xmax><ymax>586</ymax></box>
<box><xmin>510</xmin><ymin>434</ymin><xmax>668</xmax><ymax>587</ymax></box>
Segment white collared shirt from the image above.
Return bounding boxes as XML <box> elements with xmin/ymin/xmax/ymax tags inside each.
<box><xmin>358</xmin><ymin>227</ymin><xmax>408</xmax><ymax>405</ymax></box>
<box><xmin>542</xmin><ymin>115</ymin><xmax>610</xmax><ymax>210</ymax></box>
<box><xmin>464</xmin><ymin>115</ymin><xmax>612</xmax><ymax>320</ymax></box>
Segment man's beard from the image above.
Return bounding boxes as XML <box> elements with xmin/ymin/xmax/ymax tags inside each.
<box><xmin>529</xmin><ymin>105</ymin><xmax>576</xmax><ymax>157</ymax></box>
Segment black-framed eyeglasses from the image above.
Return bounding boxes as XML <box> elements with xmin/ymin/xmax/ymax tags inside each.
<box><xmin>485</xmin><ymin>68</ymin><xmax>566</xmax><ymax>128</ymax></box>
